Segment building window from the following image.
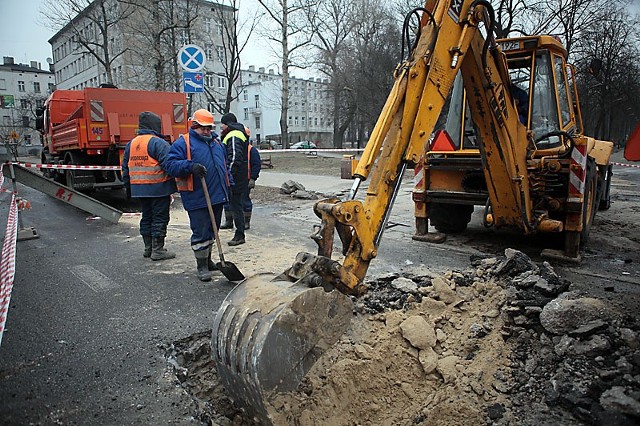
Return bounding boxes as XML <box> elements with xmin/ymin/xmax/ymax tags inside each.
<box><xmin>216</xmin><ymin>45</ymin><xmax>225</xmax><ymax>61</ymax></box>
<box><xmin>216</xmin><ymin>22</ymin><xmax>223</xmax><ymax>36</ymax></box>
<box><xmin>244</xmin><ymin>108</ymin><xmax>249</xmax><ymax>120</ymax></box>
<box><xmin>206</xmin><ymin>74</ymin><xmax>215</xmax><ymax>87</ymax></box>
<box><xmin>254</xmin><ymin>94</ymin><xmax>259</xmax><ymax>108</ymax></box>
<box><xmin>255</xmin><ymin>116</ymin><xmax>260</xmax><ymax>129</ymax></box>
<box><xmin>243</xmin><ymin>90</ymin><xmax>248</xmax><ymax>101</ymax></box>
<box><xmin>301</xmin><ymin>116</ymin><xmax>305</xmax><ymax>126</ymax></box>
<box><xmin>294</xmin><ymin>116</ymin><xmax>299</xmax><ymax>126</ymax></box>
<box><xmin>18</xmin><ymin>81</ymin><xmax>25</xmax><ymax>92</ymax></box>
<box><xmin>204</xmin><ymin>17</ymin><xmax>212</xmax><ymax>33</ymax></box>
<box><xmin>20</xmin><ymin>99</ymin><xmax>29</xmax><ymax>109</ymax></box>
<box><xmin>206</xmin><ymin>46</ymin><xmax>213</xmax><ymax>61</ymax></box>
<box><xmin>22</xmin><ymin>116</ymin><xmax>30</xmax><ymax>127</ymax></box>
<box><xmin>217</xmin><ymin>76</ymin><xmax>226</xmax><ymax>89</ymax></box>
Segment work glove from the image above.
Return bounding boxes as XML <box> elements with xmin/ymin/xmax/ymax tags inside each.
<box><xmin>191</xmin><ymin>163</ymin><xmax>207</xmax><ymax>177</ymax></box>
<box><xmin>248</xmin><ymin>178</ymin><xmax>256</xmax><ymax>189</ymax></box>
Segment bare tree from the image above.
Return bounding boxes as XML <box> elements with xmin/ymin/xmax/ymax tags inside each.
<box><xmin>307</xmin><ymin>0</ymin><xmax>357</xmax><ymax>148</ymax></box>
<box><xmin>346</xmin><ymin>0</ymin><xmax>400</xmax><ymax>147</ymax></box>
<box><xmin>41</xmin><ymin>0</ymin><xmax>135</xmax><ymax>85</ymax></box>
<box><xmin>120</xmin><ymin>0</ymin><xmax>200</xmax><ymax>91</ymax></box>
<box><xmin>207</xmin><ymin>0</ymin><xmax>261</xmax><ymax>114</ymax></box>
<box><xmin>573</xmin><ymin>5</ymin><xmax>640</xmax><ymax>143</ymax></box>
<box><xmin>255</xmin><ymin>0</ymin><xmax>315</xmax><ymax>148</ymax></box>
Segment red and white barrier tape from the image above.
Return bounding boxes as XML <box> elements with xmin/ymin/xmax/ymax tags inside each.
<box><xmin>9</xmin><ymin>162</ymin><xmax>120</xmax><ymax>171</ymax></box>
<box><xmin>612</xmin><ymin>162</ymin><xmax>640</xmax><ymax>169</ymax></box>
<box><xmin>0</xmin><ymin>193</ymin><xmax>18</xmax><ymax>346</ymax></box>
<box><xmin>257</xmin><ymin>148</ymin><xmax>365</xmax><ymax>154</ymax></box>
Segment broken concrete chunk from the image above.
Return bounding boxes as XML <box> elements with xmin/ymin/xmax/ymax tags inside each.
<box><xmin>280</xmin><ymin>180</ymin><xmax>306</xmax><ymax>194</ymax></box>
<box><xmin>437</xmin><ymin>355</ymin><xmax>460</xmax><ymax>384</ymax></box>
<box><xmin>431</xmin><ymin>277</ymin><xmax>462</xmax><ymax>305</ymax></box>
<box><xmin>539</xmin><ymin>296</ymin><xmax>609</xmax><ymax>335</ymax></box>
<box><xmin>600</xmin><ymin>386</ymin><xmax>640</xmax><ymax>417</ymax></box>
<box><xmin>391</xmin><ymin>277</ymin><xmax>418</xmax><ymax>293</ymax></box>
<box><xmin>418</xmin><ymin>347</ymin><xmax>438</xmax><ymax>374</ymax></box>
<box><xmin>400</xmin><ymin>315</ymin><xmax>436</xmax><ymax>349</ymax></box>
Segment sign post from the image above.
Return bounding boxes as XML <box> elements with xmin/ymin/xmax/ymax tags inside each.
<box><xmin>177</xmin><ymin>44</ymin><xmax>207</xmax><ymax>108</ymax></box>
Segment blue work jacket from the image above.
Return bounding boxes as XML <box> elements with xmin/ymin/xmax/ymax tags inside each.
<box><xmin>165</xmin><ymin>128</ymin><xmax>231</xmax><ymax>211</ymax></box>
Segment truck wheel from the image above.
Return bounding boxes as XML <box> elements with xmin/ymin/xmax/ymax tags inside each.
<box><xmin>429</xmin><ymin>203</ymin><xmax>473</xmax><ymax>233</ymax></box>
<box><xmin>64</xmin><ymin>151</ymin><xmax>85</xmax><ymax>190</ymax></box>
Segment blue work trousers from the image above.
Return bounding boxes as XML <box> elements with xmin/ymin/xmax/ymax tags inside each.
<box><xmin>139</xmin><ymin>196</ymin><xmax>172</xmax><ymax>238</ymax></box>
<box><xmin>187</xmin><ymin>205</ymin><xmax>223</xmax><ymax>252</ymax></box>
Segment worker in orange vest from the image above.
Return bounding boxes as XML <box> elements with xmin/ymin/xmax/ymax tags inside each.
<box><xmin>122</xmin><ymin>111</ymin><xmax>177</xmax><ymax>261</ymax></box>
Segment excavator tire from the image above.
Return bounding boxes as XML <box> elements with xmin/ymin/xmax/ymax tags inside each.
<box><xmin>429</xmin><ymin>203</ymin><xmax>473</xmax><ymax>233</ymax></box>
<box><xmin>580</xmin><ymin>158</ymin><xmax>598</xmax><ymax>246</ymax></box>
<box><xmin>598</xmin><ymin>164</ymin><xmax>612</xmax><ymax>211</ymax></box>
<box><xmin>212</xmin><ymin>273</ymin><xmax>353</xmax><ymax>425</ymax></box>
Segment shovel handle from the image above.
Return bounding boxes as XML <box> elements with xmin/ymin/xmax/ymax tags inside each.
<box><xmin>200</xmin><ymin>176</ymin><xmax>226</xmax><ymax>267</ymax></box>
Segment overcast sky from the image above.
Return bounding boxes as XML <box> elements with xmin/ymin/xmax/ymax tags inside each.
<box><xmin>0</xmin><ymin>0</ymin><xmax>274</xmax><ymax>70</ymax></box>
<box><xmin>1</xmin><ymin>0</ymin><xmax>639</xmax><ymax>71</ymax></box>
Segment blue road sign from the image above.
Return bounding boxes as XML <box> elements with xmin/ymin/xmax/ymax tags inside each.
<box><xmin>183</xmin><ymin>72</ymin><xmax>204</xmax><ymax>93</ymax></box>
<box><xmin>178</xmin><ymin>44</ymin><xmax>206</xmax><ymax>72</ymax></box>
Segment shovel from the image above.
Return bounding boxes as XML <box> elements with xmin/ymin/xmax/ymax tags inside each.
<box><xmin>200</xmin><ymin>176</ymin><xmax>245</xmax><ymax>281</ymax></box>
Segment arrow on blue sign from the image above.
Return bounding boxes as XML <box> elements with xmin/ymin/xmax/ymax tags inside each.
<box><xmin>178</xmin><ymin>44</ymin><xmax>206</xmax><ymax>71</ymax></box>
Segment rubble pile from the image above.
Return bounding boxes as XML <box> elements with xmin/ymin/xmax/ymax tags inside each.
<box><xmin>167</xmin><ymin>249</ymin><xmax>640</xmax><ymax>425</ymax></box>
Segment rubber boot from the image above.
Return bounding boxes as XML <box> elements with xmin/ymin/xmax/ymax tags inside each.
<box><xmin>228</xmin><ymin>235</ymin><xmax>245</xmax><ymax>246</ymax></box>
<box><xmin>220</xmin><ymin>211</ymin><xmax>234</xmax><ymax>229</ymax></box>
<box><xmin>194</xmin><ymin>249</ymin><xmax>213</xmax><ymax>281</ymax></box>
<box><xmin>150</xmin><ymin>237</ymin><xmax>176</xmax><ymax>261</ymax></box>
<box><xmin>244</xmin><ymin>212</ymin><xmax>251</xmax><ymax>230</ymax></box>
<box><xmin>142</xmin><ymin>235</ymin><xmax>153</xmax><ymax>258</ymax></box>
<box><xmin>207</xmin><ymin>245</ymin><xmax>218</xmax><ymax>271</ymax></box>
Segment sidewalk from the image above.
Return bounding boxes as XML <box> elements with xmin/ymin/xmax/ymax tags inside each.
<box><xmin>258</xmin><ymin>170</ymin><xmax>355</xmax><ymax>194</ymax></box>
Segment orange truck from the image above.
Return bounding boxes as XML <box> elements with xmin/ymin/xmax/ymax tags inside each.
<box><xmin>35</xmin><ymin>87</ymin><xmax>188</xmax><ymax>191</ymax></box>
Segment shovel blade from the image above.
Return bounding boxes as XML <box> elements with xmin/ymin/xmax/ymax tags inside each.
<box><xmin>211</xmin><ymin>273</ymin><xmax>353</xmax><ymax>424</ymax></box>
<box><xmin>215</xmin><ymin>261</ymin><xmax>245</xmax><ymax>281</ymax></box>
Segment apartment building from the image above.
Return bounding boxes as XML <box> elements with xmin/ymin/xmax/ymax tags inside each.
<box><xmin>0</xmin><ymin>56</ymin><xmax>55</xmax><ymax>149</ymax></box>
<box><xmin>48</xmin><ymin>0</ymin><xmax>233</xmax><ymax>111</ymax></box>
<box><xmin>233</xmin><ymin>66</ymin><xmax>333</xmax><ymax>147</ymax></box>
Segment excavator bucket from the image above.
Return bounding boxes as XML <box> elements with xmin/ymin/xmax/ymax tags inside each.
<box><xmin>212</xmin><ymin>272</ymin><xmax>353</xmax><ymax>424</ymax></box>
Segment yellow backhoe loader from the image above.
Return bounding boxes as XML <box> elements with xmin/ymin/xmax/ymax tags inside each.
<box><xmin>212</xmin><ymin>1</ymin><xmax>614</xmax><ymax>423</ymax></box>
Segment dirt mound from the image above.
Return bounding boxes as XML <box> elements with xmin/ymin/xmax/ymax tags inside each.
<box><xmin>166</xmin><ymin>250</ymin><xmax>640</xmax><ymax>425</ymax></box>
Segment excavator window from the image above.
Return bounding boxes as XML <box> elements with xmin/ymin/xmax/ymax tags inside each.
<box><xmin>507</xmin><ymin>57</ymin><xmax>533</xmax><ymax>127</ymax></box>
<box><xmin>553</xmin><ymin>54</ymin><xmax>573</xmax><ymax>128</ymax></box>
<box><xmin>531</xmin><ymin>51</ymin><xmax>561</xmax><ymax>147</ymax></box>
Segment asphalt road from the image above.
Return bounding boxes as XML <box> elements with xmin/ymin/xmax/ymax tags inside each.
<box><xmin>0</xmin><ymin>183</ymin><xmax>235</xmax><ymax>424</ymax></box>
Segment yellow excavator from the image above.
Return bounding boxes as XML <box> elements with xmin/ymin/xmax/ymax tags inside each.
<box><xmin>212</xmin><ymin>0</ymin><xmax>614</xmax><ymax>423</ymax></box>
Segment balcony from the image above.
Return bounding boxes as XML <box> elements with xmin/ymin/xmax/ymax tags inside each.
<box><xmin>249</xmin><ymin>108</ymin><xmax>262</xmax><ymax>115</ymax></box>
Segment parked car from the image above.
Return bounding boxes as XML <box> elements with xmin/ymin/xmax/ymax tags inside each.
<box><xmin>258</xmin><ymin>140</ymin><xmax>280</xmax><ymax>150</ymax></box>
<box><xmin>290</xmin><ymin>141</ymin><xmax>318</xmax><ymax>149</ymax></box>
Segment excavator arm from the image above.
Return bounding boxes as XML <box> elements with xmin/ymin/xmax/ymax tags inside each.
<box><xmin>312</xmin><ymin>0</ymin><xmax>539</xmax><ymax>294</ymax></box>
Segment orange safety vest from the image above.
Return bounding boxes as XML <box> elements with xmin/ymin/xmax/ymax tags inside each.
<box><xmin>128</xmin><ymin>135</ymin><xmax>173</xmax><ymax>185</ymax></box>
<box><xmin>175</xmin><ymin>133</ymin><xmax>194</xmax><ymax>191</ymax></box>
